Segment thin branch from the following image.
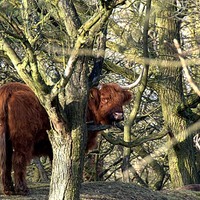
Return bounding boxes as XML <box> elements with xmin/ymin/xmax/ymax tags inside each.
<box><xmin>87</xmin><ymin>123</ymin><xmax>111</xmax><ymax>131</ymax></box>
<box><xmin>123</xmin><ymin>0</ymin><xmax>151</xmax><ymax>142</ymax></box>
<box><xmin>99</xmin><ymin>157</ymin><xmax>123</xmax><ymax>178</ymax></box>
<box><xmin>0</xmin><ymin>38</ymin><xmax>32</xmax><ymax>84</ymax></box>
<box><xmin>51</xmin><ymin>7</ymin><xmax>113</xmax><ymax>97</ymax></box>
<box><xmin>173</xmin><ymin>39</ymin><xmax>200</xmax><ymax>96</ymax></box>
<box><xmin>102</xmin><ymin>126</ymin><xmax>168</xmax><ymax>148</ymax></box>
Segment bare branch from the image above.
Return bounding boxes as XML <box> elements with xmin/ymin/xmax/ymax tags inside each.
<box><xmin>51</xmin><ymin>7</ymin><xmax>113</xmax><ymax>97</ymax></box>
<box><xmin>102</xmin><ymin>126</ymin><xmax>168</xmax><ymax>148</ymax></box>
<box><xmin>174</xmin><ymin>39</ymin><xmax>200</xmax><ymax>96</ymax></box>
<box><xmin>0</xmin><ymin>38</ymin><xmax>32</xmax><ymax>84</ymax></box>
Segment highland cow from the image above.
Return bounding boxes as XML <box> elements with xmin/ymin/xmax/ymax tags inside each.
<box><xmin>0</xmin><ymin>82</ymin><xmax>132</xmax><ymax>195</ymax></box>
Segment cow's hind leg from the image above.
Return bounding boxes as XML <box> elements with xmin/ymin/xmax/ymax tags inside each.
<box><xmin>12</xmin><ymin>150</ymin><xmax>31</xmax><ymax>195</ymax></box>
<box><xmin>2</xmin><ymin>141</ymin><xmax>15</xmax><ymax>195</ymax></box>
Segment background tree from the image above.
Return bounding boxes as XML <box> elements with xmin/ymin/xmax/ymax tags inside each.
<box><xmin>90</xmin><ymin>0</ymin><xmax>200</xmax><ymax>189</ymax></box>
<box><xmin>154</xmin><ymin>0</ymin><xmax>199</xmax><ymax>187</ymax></box>
<box><xmin>0</xmin><ymin>0</ymin><xmax>127</xmax><ymax>199</ymax></box>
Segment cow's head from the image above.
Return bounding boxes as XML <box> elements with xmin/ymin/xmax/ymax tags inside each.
<box><xmin>88</xmin><ymin>83</ymin><xmax>132</xmax><ymax>125</ymax></box>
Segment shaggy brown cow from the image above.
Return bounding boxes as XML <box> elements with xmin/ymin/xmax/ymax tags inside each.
<box><xmin>87</xmin><ymin>83</ymin><xmax>132</xmax><ymax>150</ymax></box>
<box><xmin>0</xmin><ymin>82</ymin><xmax>132</xmax><ymax>195</ymax></box>
<box><xmin>0</xmin><ymin>82</ymin><xmax>52</xmax><ymax>195</ymax></box>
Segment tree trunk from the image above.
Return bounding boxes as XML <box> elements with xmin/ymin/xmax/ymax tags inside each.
<box><xmin>47</xmin><ymin>58</ymin><xmax>88</xmax><ymax>200</ymax></box>
<box><xmin>49</xmin><ymin>127</ymin><xmax>85</xmax><ymax>200</ymax></box>
<box><xmin>157</xmin><ymin>67</ymin><xmax>199</xmax><ymax>187</ymax></box>
<box><xmin>155</xmin><ymin>0</ymin><xmax>199</xmax><ymax>188</ymax></box>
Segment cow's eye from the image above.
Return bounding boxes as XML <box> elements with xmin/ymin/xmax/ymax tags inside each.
<box><xmin>101</xmin><ymin>98</ymin><xmax>108</xmax><ymax>104</ymax></box>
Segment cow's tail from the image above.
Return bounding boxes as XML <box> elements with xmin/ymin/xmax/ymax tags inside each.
<box><xmin>0</xmin><ymin>92</ymin><xmax>12</xmax><ymax>183</ymax></box>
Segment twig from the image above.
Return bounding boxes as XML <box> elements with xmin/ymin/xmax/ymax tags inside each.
<box><xmin>173</xmin><ymin>39</ymin><xmax>200</xmax><ymax>96</ymax></box>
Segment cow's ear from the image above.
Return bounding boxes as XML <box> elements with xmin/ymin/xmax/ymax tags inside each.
<box><xmin>88</xmin><ymin>88</ymin><xmax>100</xmax><ymax>108</ymax></box>
<box><xmin>123</xmin><ymin>90</ymin><xmax>132</xmax><ymax>104</ymax></box>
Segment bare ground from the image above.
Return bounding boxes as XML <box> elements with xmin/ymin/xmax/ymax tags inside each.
<box><xmin>0</xmin><ymin>181</ymin><xmax>200</xmax><ymax>200</ymax></box>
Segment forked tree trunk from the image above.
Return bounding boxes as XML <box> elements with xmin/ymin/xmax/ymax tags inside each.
<box><xmin>46</xmin><ymin>58</ymin><xmax>88</xmax><ymax>200</ymax></box>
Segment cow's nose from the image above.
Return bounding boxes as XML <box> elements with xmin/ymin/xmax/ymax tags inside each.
<box><xmin>113</xmin><ymin>112</ymin><xmax>124</xmax><ymax>121</ymax></box>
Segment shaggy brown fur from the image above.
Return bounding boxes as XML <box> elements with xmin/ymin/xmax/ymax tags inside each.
<box><xmin>0</xmin><ymin>82</ymin><xmax>51</xmax><ymax>195</ymax></box>
<box><xmin>87</xmin><ymin>83</ymin><xmax>132</xmax><ymax>150</ymax></box>
<box><xmin>0</xmin><ymin>82</ymin><xmax>132</xmax><ymax>195</ymax></box>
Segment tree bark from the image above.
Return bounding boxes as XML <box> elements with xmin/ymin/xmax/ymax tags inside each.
<box><xmin>45</xmin><ymin>56</ymin><xmax>88</xmax><ymax>200</ymax></box>
<box><xmin>155</xmin><ymin>0</ymin><xmax>199</xmax><ymax>188</ymax></box>
<box><xmin>48</xmin><ymin>126</ymin><xmax>85</xmax><ymax>200</ymax></box>
<box><xmin>157</xmin><ymin>67</ymin><xmax>199</xmax><ymax>187</ymax></box>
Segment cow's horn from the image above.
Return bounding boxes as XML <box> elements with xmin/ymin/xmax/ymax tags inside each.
<box><xmin>120</xmin><ymin>67</ymin><xmax>144</xmax><ymax>90</ymax></box>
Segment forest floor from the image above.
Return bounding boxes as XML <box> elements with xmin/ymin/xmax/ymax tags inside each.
<box><xmin>0</xmin><ymin>181</ymin><xmax>200</xmax><ymax>200</ymax></box>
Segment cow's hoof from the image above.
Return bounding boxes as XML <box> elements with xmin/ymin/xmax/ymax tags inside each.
<box><xmin>3</xmin><ymin>189</ymin><xmax>15</xmax><ymax>195</ymax></box>
<box><xmin>15</xmin><ymin>187</ymin><xmax>30</xmax><ymax>195</ymax></box>
<box><xmin>3</xmin><ymin>185</ymin><xmax>15</xmax><ymax>195</ymax></box>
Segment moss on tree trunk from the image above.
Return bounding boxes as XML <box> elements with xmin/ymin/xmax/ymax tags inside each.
<box><xmin>155</xmin><ymin>0</ymin><xmax>199</xmax><ymax>188</ymax></box>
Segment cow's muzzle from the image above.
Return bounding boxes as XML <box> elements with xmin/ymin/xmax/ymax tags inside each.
<box><xmin>109</xmin><ymin>112</ymin><xmax>124</xmax><ymax>123</ymax></box>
